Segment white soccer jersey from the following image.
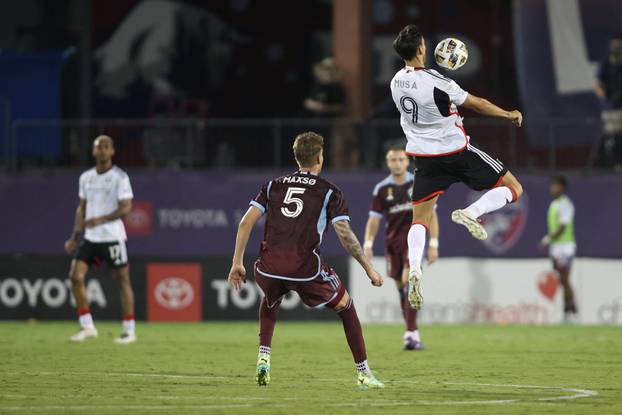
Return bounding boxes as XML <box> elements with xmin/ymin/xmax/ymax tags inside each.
<box><xmin>390</xmin><ymin>66</ymin><xmax>469</xmax><ymax>157</ymax></box>
<box><xmin>79</xmin><ymin>166</ymin><xmax>134</xmax><ymax>243</ymax></box>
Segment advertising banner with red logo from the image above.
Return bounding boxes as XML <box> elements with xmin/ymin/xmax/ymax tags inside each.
<box><xmin>147</xmin><ymin>263</ymin><xmax>202</xmax><ymax>321</ymax></box>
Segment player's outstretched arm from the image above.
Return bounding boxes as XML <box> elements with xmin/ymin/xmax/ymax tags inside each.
<box><xmin>363</xmin><ymin>215</ymin><xmax>381</xmax><ymax>259</ymax></box>
<box><xmin>461</xmin><ymin>94</ymin><xmax>522</xmax><ymax>127</ymax></box>
<box><xmin>333</xmin><ymin>220</ymin><xmax>384</xmax><ymax>287</ymax></box>
<box><xmin>64</xmin><ymin>199</ymin><xmax>86</xmax><ymax>254</ymax></box>
<box><xmin>228</xmin><ymin>206</ymin><xmax>262</xmax><ymax>290</ymax></box>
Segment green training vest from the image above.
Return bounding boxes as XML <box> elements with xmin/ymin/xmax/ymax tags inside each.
<box><xmin>547</xmin><ymin>195</ymin><xmax>575</xmax><ymax>244</ymax></box>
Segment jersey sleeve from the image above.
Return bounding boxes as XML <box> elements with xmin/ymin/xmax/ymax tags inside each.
<box><xmin>249</xmin><ymin>181</ymin><xmax>270</xmax><ymax>214</ymax></box>
<box><xmin>327</xmin><ymin>188</ymin><xmax>350</xmax><ymax>224</ymax></box>
<box><xmin>117</xmin><ymin>174</ymin><xmax>134</xmax><ymax>200</ymax></box>
<box><xmin>557</xmin><ymin>198</ymin><xmax>574</xmax><ymax>225</ymax></box>
<box><xmin>369</xmin><ymin>185</ymin><xmax>383</xmax><ymax>218</ymax></box>
<box><xmin>78</xmin><ymin>174</ymin><xmax>86</xmax><ymax>199</ymax></box>
<box><xmin>444</xmin><ymin>79</ymin><xmax>468</xmax><ymax>106</ymax></box>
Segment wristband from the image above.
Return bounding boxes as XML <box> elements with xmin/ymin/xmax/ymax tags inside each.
<box><xmin>363</xmin><ymin>240</ymin><xmax>374</xmax><ymax>250</ymax></box>
<box><xmin>541</xmin><ymin>235</ymin><xmax>551</xmax><ymax>245</ymax></box>
<box><xmin>428</xmin><ymin>238</ymin><xmax>439</xmax><ymax>249</ymax></box>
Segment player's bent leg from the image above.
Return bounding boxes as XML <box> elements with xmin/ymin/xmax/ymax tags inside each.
<box><xmin>407</xmin><ymin>197</ymin><xmax>438</xmax><ymax>310</ymax></box>
<box><xmin>332</xmin><ymin>292</ymin><xmax>384</xmax><ymax>390</ymax></box>
<box><xmin>499</xmin><ymin>171</ymin><xmax>523</xmax><ymax>201</ymax></box>
<box><xmin>111</xmin><ymin>266</ymin><xmax>137</xmax><ymax>345</ymax></box>
<box><xmin>68</xmin><ymin>260</ymin><xmax>98</xmax><ymax>343</ymax></box>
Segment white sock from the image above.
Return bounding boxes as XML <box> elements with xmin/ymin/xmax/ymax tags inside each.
<box><xmin>79</xmin><ymin>313</ymin><xmax>94</xmax><ymax>329</ymax></box>
<box><xmin>355</xmin><ymin>360</ymin><xmax>371</xmax><ymax>375</ymax></box>
<box><xmin>122</xmin><ymin>319</ymin><xmax>135</xmax><ymax>334</ymax></box>
<box><xmin>258</xmin><ymin>345</ymin><xmax>271</xmax><ymax>357</ymax></box>
<box><xmin>404</xmin><ymin>330</ymin><xmax>421</xmax><ymax>342</ymax></box>
<box><xmin>407</xmin><ymin>224</ymin><xmax>427</xmax><ymax>271</ymax></box>
<box><xmin>464</xmin><ymin>186</ymin><xmax>513</xmax><ymax>218</ymax></box>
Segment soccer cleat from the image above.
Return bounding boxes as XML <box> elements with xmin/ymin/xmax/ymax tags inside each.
<box><xmin>451</xmin><ymin>209</ymin><xmax>488</xmax><ymax>240</ymax></box>
<box><xmin>114</xmin><ymin>332</ymin><xmax>137</xmax><ymax>345</ymax></box>
<box><xmin>256</xmin><ymin>353</ymin><xmax>271</xmax><ymax>386</ymax></box>
<box><xmin>408</xmin><ymin>267</ymin><xmax>423</xmax><ymax>310</ymax></box>
<box><xmin>357</xmin><ymin>371</ymin><xmax>385</xmax><ymax>390</ymax></box>
<box><xmin>403</xmin><ymin>337</ymin><xmax>424</xmax><ymax>351</ymax></box>
<box><xmin>69</xmin><ymin>327</ymin><xmax>98</xmax><ymax>343</ymax></box>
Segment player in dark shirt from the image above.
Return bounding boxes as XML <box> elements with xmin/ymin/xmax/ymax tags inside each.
<box><xmin>228</xmin><ymin>132</ymin><xmax>385</xmax><ymax>389</ymax></box>
<box><xmin>364</xmin><ymin>146</ymin><xmax>439</xmax><ymax>350</ymax></box>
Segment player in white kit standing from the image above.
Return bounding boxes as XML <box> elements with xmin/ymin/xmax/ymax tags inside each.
<box><xmin>390</xmin><ymin>25</ymin><xmax>524</xmax><ymax>309</ymax></box>
<box><xmin>64</xmin><ymin>135</ymin><xmax>137</xmax><ymax>344</ymax></box>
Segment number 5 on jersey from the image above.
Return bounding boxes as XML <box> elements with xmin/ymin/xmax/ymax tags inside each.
<box><xmin>281</xmin><ymin>187</ymin><xmax>306</xmax><ymax>218</ymax></box>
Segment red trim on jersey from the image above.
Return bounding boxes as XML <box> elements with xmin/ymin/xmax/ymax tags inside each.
<box><xmin>411</xmin><ymin>221</ymin><xmax>430</xmax><ymax>232</ymax></box>
<box><xmin>327</xmin><ymin>283</ymin><xmax>346</xmax><ymax>309</ymax></box>
<box><xmin>78</xmin><ymin>307</ymin><xmax>90</xmax><ymax>316</ymax></box>
<box><xmin>412</xmin><ymin>190</ymin><xmax>444</xmax><ymax>205</ymax></box>
<box><xmin>123</xmin><ymin>315</ymin><xmax>135</xmax><ymax>321</ymax></box>
<box><xmin>491</xmin><ymin>175</ymin><xmax>504</xmax><ymax>189</ymax></box>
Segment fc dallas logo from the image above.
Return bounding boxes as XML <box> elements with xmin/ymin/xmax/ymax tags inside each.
<box><xmin>466</xmin><ymin>190</ymin><xmax>528</xmax><ymax>254</ymax></box>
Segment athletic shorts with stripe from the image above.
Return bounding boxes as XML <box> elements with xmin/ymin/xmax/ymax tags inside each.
<box><xmin>411</xmin><ymin>144</ymin><xmax>508</xmax><ymax>203</ymax></box>
<box><xmin>75</xmin><ymin>239</ymin><xmax>129</xmax><ymax>269</ymax></box>
<box><xmin>254</xmin><ymin>263</ymin><xmax>346</xmax><ymax>309</ymax></box>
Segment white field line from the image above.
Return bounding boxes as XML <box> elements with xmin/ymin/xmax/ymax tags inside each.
<box><xmin>0</xmin><ymin>371</ymin><xmax>599</xmax><ymax>409</ymax></box>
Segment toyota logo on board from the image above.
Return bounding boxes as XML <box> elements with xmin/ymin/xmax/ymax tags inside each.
<box><xmin>154</xmin><ymin>277</ymin><xmax>194</xmax><ymax>310</ymax></box>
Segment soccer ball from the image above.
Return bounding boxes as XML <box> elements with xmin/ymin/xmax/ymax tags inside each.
<box><xmin>434</xmin><ymin>38</ymin><xmax>468</xmax><ymax>70</ymax></box>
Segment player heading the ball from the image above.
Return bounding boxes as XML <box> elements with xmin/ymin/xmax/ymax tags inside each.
<box><xmin>390</xmin><ymin>24</ymin><xmax>524</xmax><ymax>310</ymax></box>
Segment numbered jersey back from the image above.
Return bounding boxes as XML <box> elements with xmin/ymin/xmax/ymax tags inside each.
<box><xmin>250</xmin><ymin>171</ymin><xmax>350</xmax><ymax>280</ymax></box>
<box><xmin>390</xmin><ymin>66</ymin><xmax>469</xmax><ymax>157</ymax></box>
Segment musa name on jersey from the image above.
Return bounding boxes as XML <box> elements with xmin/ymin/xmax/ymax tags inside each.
<box><xmin>79</xmin><ymin>166</ymin><xmax>134</xmax><ymax>242</ymax></box>
<box><xmin>369</xmin><ymin>172</ymin><xmax>414</xmax><ymax>251</ymax></box>
<box><xmin>390</xmin><ymin>66</ymin><xmax>469</xmax><ymax>157</ymax></box>
<box><xmin>250</xmin><ymin>171</ymin><xmax>350</xmax><ymax>281</ymax></box>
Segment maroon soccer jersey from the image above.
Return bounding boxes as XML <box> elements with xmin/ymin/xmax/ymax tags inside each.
<box><xmin>369</xmin><ymin>172</ymin><xmax>414</xmax><ymax>252</ymax></box>
<box><xmin>250</xmin><ymin>171</ymin><xmax>350</xmax><ymax>280</ymax></box>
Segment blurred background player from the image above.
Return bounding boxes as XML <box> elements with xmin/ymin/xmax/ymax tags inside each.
<box><xmin>228</xmin><ymin>132</ymin><xmax>385</xmax><ymax>389</ymax></box>
<box><xmin>63</xmin><ymin>135</ymin><xmax>136</xmax><ymax>344</ymax></box>
<box><xmin>390</xmin><ymin>25</ymin><xmax>523</xmax><ymax>309</ymax></box>
<box><xmin>363</xmin><ymin>146</ymin><xmax>439</xmax><ymax>350</ymax></box>
<box><xmin>594</xmin><ymin>34</ymin><xmax>622</xmax><ymax>171</ymax></box>
<box><xmin>539</xmin><ymin>176</ymin><xmax>578</xmax><ymax>322</ymax></box>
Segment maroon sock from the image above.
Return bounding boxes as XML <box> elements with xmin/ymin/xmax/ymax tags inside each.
<box><xmin>337</xmin><ymin>299</ymin><xmax>367</xmax><ymax>363</ymax></box>
<box><xmin>402</xmin><ymin>287</ymin><xmax>418</xmax><ymax>331</ymax></box>
<box><xmin>259</xmin><ymin>297</ymin><xmax>279</xmax><ymax>348</ymax></box>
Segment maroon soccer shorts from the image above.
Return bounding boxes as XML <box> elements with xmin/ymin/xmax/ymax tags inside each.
<box><xmin>254</xmin><ymin>264</ymin><xmax>346</xmax><ymax>309</ymax></box>
<box><xmin>385</xmin><ymin>244</ymin><xmax>409</xmax><ymax>281</ymax></box>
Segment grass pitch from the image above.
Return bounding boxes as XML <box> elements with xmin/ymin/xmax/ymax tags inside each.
<box><xmin>0</xmin><ymin>321</ymin><xmax>620</xmax><ymax>415</ymax></box>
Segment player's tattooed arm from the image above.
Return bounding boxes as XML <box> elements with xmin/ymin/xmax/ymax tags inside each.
<box><xmin>333</xmin><ymin>220</ymin><xmax>384</xmax><ymax>286</ymax></box>
<box><xmin>84</xmin><ymin>199</ymin><xmax>132</xmax><ymax>228</ymax></box>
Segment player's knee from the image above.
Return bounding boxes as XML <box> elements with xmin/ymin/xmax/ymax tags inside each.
<box><xmin>511</xmin><ymin>181</ymin><xmax>523</xmax><ymax>201</ymax></box>
<box><xmin>69</xmin><ymin>271</ymin><xmax>85</xmax><ymax>286</ymax></box>
<box><xmin>333</xmin><ymin>291</ymin><xmax>350</xmax><ymax>312</ymax></box>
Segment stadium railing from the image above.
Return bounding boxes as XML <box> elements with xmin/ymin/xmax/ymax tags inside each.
<box><xmin>3</xmin><ymin>116</ymin><xmax>605</xmax><ymax>172</ymax></box>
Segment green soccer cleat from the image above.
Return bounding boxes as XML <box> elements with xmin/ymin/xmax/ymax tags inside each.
<box><xmin>255</xmin><ymin>353</ymin><xmax>271</xmax><ymax>386</ymax></box>
<box><xmin>357</xmin><ymin>371</ymin><xmax>385</xmax><ymax>390</ymax></box>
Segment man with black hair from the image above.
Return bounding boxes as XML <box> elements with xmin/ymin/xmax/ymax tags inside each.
<box><xmin>595</xmin><ymin>34</ymin><xmax>622</xmax><ymax>170</ymax></box>
<box><xmin>539</xmin><ymin>176</ymin><xmax>578</xmax><ymax>322</ymax></box>
<box><xmin>390</xmin><ymin>24</ymin><xmax>524</xmax><ymax>309</ymax></box>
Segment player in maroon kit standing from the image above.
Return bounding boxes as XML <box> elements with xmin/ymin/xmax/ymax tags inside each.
<box><xmin>228</xmin><ymin>131</ymin><xmax>385</xmax><ymax>389</ymax></box>
<box><xmin>363</xmin><ymin>146</ymin><xmax>439</xmax><ymax>350</ymax></box>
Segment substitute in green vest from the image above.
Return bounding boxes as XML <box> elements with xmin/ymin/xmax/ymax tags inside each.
<box><xmin>539</xmin><ymin>176</ymin><xmax>577</xmax><ymax>322</ymax></box>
